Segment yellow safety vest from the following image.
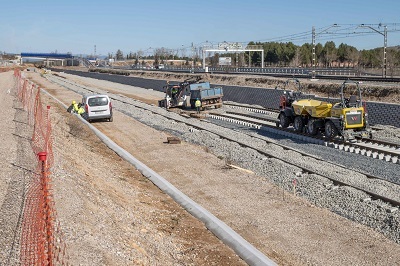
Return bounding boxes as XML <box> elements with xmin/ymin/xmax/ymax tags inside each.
<box><xmin>195</xmin><ymin>100</ymin><xmax>201</xmax><ymax>107</ymax></box>
<box><xmin>73</xmin><ymin>103</ymin><xmax>80</xmax><ymax>112</ymax></box>
<box><xmin>77</xmin><ymin>107</ymin><xmax>85</xmax><ymax>115</ymax></box>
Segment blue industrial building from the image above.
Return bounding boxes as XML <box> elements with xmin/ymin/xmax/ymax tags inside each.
<box><xmin>21</xmin><ymin>53</ymin><xmax>73</xmax><ymax>59</ymax></box>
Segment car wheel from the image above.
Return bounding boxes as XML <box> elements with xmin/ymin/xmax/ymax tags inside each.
<box><xmin>109</xmin><ymin>116</ymin><xmax>113</xmax><ymax>122</ymax></box>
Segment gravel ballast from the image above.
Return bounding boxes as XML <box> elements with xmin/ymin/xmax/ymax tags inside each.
<box><xmin>45</xmin><ymin>72</ymin><xmax>400</xmax><ymax>245</ymax></box>
<box><xmin>10</xmin><ymin>70</ymin><xmax>400</xmax><ymax>265</ymax></box>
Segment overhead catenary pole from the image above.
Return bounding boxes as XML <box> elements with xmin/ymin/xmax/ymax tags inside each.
<box><xmin>360</xmin><ymin>24</ymin><xmax>387</xmax><ymax>78</ymax></box>
<box><xmin>191</xmin><ymin>42</ymin><xmax>195</xmax><ymax>73</ymax></box>
<box><xmin>312</xmin><ymin>26</ymin><xmax>316</xmax><ymax>71</ymax></box>
<box><xmin>311</xmin><ymin>24</ymin><xmax>338</xmax><ymax>79</ymax></box>
<box><xmin>202</xmin><ymin>47</ymin><xmax>206</xmax><ymax>69</ymax></box>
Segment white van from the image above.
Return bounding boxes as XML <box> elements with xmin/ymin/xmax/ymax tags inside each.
<box><xmin>81</xmin><ymin>94</ymin><xmax>113</xmax><ymax>122</ymax></box>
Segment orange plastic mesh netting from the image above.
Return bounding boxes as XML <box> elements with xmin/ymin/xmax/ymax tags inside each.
<box><xmin>14</xmin><ymin>69</ymin><xmax>67</xmax><ymax>265</ymax></box>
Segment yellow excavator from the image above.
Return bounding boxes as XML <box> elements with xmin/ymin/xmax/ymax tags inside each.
<box><xmin>277</xmin><ymin>79</ymin><xmax>372</xmax><ymax>141</ymax></box>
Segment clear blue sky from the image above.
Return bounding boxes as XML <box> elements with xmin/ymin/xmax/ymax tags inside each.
<box><xmin>1</xmin><ymin>0</ymin><xmax>399</xmax><ymax>56</ymax></box>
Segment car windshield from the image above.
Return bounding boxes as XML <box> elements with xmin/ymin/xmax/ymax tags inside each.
<box><xmin>88</xmin><ymin>97</ymin><xmax>108</xmax><ymax>106</ymax></box>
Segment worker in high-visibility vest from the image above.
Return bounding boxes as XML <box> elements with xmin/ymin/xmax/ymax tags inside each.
<box><xmin>195</xmin><ymin>98</ymin><xmax>201</xmax><ymax>114</ymax></box>
<box><xmin>77</xmin><ymin>104</ymin><xmax>85</xmax><ymax>115</ymax></box>
<box><xmin>72</xmin><ymin>100</ymin><xmax>80</xmax><ymax>112</ymax></box>
<box><xmin>171</xmin><ymin>86</ymin><xmax>178</xmax><ymax>99</ymax></box>
<box><xmin>67</xmin><ymin>100</ymin><xmax>85</xmax><ymax>115</ymax></box>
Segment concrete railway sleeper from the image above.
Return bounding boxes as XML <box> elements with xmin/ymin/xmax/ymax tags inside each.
<box><xmin>44</xmin><ymin>74</ymin><xmax>400</xmax><ymax>247</ymax></box>
<box><xmin>215</xmin><ymin>111</ymin><xmax>400</xmax><ymax>165</ymax></box>
<box><xmin>46</xmin><ymin>74</ymin><xmax>400</xmax><ymax>212</ymax></box>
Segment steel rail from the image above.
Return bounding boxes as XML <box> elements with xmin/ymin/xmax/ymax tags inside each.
<box><xmin>206</xmin><ymin>112</ymin><xmax>400</xmax><ymax>206</ymax></box>
<box><xmin>46</xmin><ymin>74</ymin><xmax>400</xmax><ymax>208</ymax></box>
<box><xmin>216</xmin><ymin>111</ymin><xmax>400</xmax><ymax>164</ymax></box>
<box><xmin>223</xmin><ymin>102</ymin><xmax>386</xmax><ymax>133</ymax></box>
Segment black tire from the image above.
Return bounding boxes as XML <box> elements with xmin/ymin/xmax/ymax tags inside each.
<box><xmin>279</xmin><ymin>113</ymin><xmax>290</xmax><ymax>128</ymax></box>
<box><xmin>307</xmin><ymin>119</ymin><xmax>318</xmax><ymax>135</ymax></box>
<box><xmin>109</xmin><ymin>116</ymin><xmax>113</xmax><ymax>122</ymax></box>
<box><xmin>293</xmin><ymin>116</ymin><xmax>304</xmax><ymax>132</ymax></box>
<box><xmin>325</xmin><ymin>120</ymin><xmax>338</xmax><ymax>139</ymax></box>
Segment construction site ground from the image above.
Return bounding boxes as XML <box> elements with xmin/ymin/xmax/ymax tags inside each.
<box><xmin>1</xmin><ymin>69</ymin><xmax>400</xmax><ymax>265</ymax></box>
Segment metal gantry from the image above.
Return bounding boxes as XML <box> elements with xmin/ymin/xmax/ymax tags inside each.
<box><xmin>202</xmin><ymin>42</ymin><xmax>264</xmax><ymax>70</ymax></box>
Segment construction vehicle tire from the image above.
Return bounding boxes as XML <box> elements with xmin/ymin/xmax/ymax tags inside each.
<box><xmin>307</xmin><ymin>119</ymin><xmax>318</xmax><ymax>135</ymax></box>
<box><xmin>279</xmin><ymin>113</ymin><xmax>290</xmax><ymax>128</ymax></box>
<box><xmin>324</xmin><ymin>120</ymin><xmax>338</xmax><ymax>139</ymax></box>
<box><xmin>293</xmin><ymin>116</ymin><xmax>304</xmax><ymax>132</ymax></box>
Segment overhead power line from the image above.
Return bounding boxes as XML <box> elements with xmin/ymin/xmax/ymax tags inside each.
<box><xmin>235</xmin><ymin>23</ymin><xmax>400</xmax><ymax>46</ymax></box>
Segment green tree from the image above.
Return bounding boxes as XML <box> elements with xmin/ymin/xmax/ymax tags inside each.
<box><xmin>115</xmin><ymin>49</ymin><xmax>124</xmax><ymax>60</ymax></box>
<box><xmin>126</xmin><ymin>51</ymin><xmax>135</xmax><ymax>60</ymax></box>
<box><xmin>315</xmin><ymin>43</ymin><xmax>324</xmax><ymax>66</ymax></box>
<box><xmin>322</xmin><ymin>41</ymin><xmax>337</xmax><ymax>67</ymax></box>
<box><xmin>281</xmin><ymin>42</ymin><xmax>296</xmax><ymax>66</ymax></box>
<box><xmin>359</xmin><ymin>49</ymin><xmax>380</xmax><ymax>68</ymax></box>
<box><xmin>299</xmin><ymin>43</ymin><xmax>312</xmax><ymax>66</ymax></box>
<box><xmin>337</xmin><ymin>43</ymin><xmax>350</xmax><ymax>62</ymax></box>
<box><xmin>264</xmin><ymin>42</ymin><xmax>279</xmax><ymax>65</ymax></box>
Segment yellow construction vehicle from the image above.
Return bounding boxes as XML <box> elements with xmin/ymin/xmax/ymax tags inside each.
<box><xmin>277</xmin><ymin>80</ymin><xmax>372</xmax><ymax>141</ymax></box>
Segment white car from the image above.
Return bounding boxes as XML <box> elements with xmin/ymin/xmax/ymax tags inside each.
<box><xmin>81</xmin><ymin>94</ymin><xmax>113</xmax><ymax>122</ymax></box>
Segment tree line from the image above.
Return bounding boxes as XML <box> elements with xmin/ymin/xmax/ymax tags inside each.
<box><xmin>109</xmin><ymin>41</ymin><xmax>400</xmax><ymax>70</ymax></box>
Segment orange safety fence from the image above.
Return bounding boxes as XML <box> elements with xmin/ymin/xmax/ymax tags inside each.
<box><xmin>13</xmin><ymin>69</ymin><xmax>68</xmax><ymax>265</ymax></box>
<box><xmin>1</xmin><ymin>67</ymin><xmax>15</xmax><ymax>73</ymax></box>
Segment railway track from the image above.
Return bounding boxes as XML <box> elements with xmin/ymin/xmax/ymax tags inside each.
<box><xmin>223</xmin><ymin>102</ymin><xmax>386</xmax><ymax>130</ymax></box>
<box><xmin>224</xmin><ymin>102</ymin><xmax>279</xmax><ymax>114</ymax></box>
<box><xmin>128</xmin><ymin>67</ymin><xmax>400</xmax><ymax>83</ymax></box>
<box><xmin>45</xmin><ymin>74</ymin><xmax>400</xmax><ymax>212</ymax></box>
<box><xmin>208</xmin><ymin>111</ymin><xmax>400</xmax><ymax>164</ymax></box>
